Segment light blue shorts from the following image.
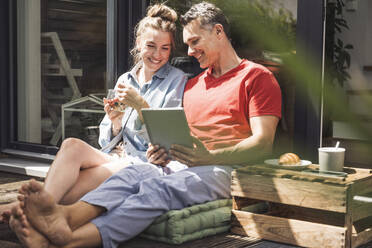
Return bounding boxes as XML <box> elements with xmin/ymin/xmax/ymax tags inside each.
<box><xmin>81</xmin><ymin>163</ymin><xmax>234</xmax><ymax>248</ymax></box>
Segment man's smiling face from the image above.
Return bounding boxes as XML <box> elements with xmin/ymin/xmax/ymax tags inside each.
<box><xmin>183</xmin><ymin>20</ymin><xmax>219</xmax><ymax>69</ymax></box>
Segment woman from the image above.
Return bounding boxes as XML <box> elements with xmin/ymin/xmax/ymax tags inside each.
<box><xmin>1</xmin><ymin>3</ymin><xmax>187</xmax><ymax>220</ymax></box>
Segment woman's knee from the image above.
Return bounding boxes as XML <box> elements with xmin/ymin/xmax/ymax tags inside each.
<box><xmin>58</xmin><ymin>138</ymin><xmax>89</xmax><ymax>157</ymax></box>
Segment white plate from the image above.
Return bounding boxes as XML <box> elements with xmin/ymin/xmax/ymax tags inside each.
<box><xmin>264</xmin><ymin>159</ymin><xmax>312</xmax><ymax>170</ymax></box>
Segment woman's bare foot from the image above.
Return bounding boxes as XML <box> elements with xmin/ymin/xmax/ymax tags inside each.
<box><xmin>0</xmin><ymin>201</ymin><xmax>18</xmax><ymax>223</ymax></box>
<box><xmin>9</xmin><ymin>203</ymin><xmax>49</xmax><ymax>248</ymax></box>
<box><xmin>20</xmin><ymin>179</ymin><xmax>72</xmax><ymax>246</ymax></box>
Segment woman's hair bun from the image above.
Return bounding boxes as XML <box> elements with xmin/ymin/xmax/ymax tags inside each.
<box><xmin>147</xmin><ymin>4</ymin><xmax>177</xmax><ymax>23</ymax></box>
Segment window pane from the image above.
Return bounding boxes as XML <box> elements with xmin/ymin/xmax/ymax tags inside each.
<box><xmin>322</xmin><ymin>0</ymin><xmax>372</xmax><ymax>168</ymax></box>
<box><xmin>152</xmin><ymin>0</ymin><xmax>297</xmax><ymax>154</ymax></box>
<box><xmin>16</xmin><ymin>0</ymin><xmax>107</xmax><ymax>147</ymax></box>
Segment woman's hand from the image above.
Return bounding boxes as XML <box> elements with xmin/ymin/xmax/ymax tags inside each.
<box><xmin>104</xmin><ymin>98</ymin><xmax>124</xmax><ymax>135</ymax></box>
<box><xmin>117</xmin><ymin>83</ymin><xmax>149</xmax><ymax>111</ymax></box>
<box><xmin>146</xmin><ymin>144</ymin><xmax>170</xmax><ymax>167</ymax></box>
<box><xmin>116</xmin><ymin>83</ymin><xmax>149</xmax><ymax>122</ymax></box>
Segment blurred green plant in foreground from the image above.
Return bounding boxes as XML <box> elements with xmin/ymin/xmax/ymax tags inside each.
<box><xmin>151</xmin><ymin>0</ymin><xmax>372</xmax><ymax>155</ymax></box>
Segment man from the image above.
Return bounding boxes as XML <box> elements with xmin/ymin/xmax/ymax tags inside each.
<box><xmin>10</xmin><ymin>2</ymin><xmax>281</xmax><ymax>247</ymax></box>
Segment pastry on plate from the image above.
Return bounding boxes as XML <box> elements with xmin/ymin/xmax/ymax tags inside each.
<box><xmin>278</xmin><ymin>153</ymin><xmax>301</xmax><ymax>165</ymax></box>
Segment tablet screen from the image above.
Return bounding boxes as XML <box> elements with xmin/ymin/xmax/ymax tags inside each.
<box><xmin>141</xmin><ymin>107</ymin><xmax>193</xmax><ymax>151</ymax></box>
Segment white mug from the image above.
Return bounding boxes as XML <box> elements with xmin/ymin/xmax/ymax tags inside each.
<box><xmin>318</xmin><ymin>147</ymin><xmax>345</xmax><ymax>172</ymax></box>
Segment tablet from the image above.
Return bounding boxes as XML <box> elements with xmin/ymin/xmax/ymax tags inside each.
<box><xmin>141</xmin><ymin>107</ymin><xmax>193</xmax><ymax>150</ymax></box>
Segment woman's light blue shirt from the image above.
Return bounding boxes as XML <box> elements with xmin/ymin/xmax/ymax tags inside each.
<box><xmin>99</xmin><ymin>62</ymin><xmax>187</xmax><ymax>163</ymax></box>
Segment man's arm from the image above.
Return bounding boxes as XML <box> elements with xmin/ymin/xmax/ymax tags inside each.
<box><xmin>169</xmin><ymin>115</ymin><xmax>279</xmax><ymax>166</ymax></box>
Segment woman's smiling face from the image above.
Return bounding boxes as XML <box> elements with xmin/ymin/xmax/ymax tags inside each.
<box><xmin>138</xmin><ymin>28</ymin><xmax>172</xmax><ymax>73</ymax></box>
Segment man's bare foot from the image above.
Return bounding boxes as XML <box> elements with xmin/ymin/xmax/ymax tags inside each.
<box><xmin>9</xmin><ymin>203</ymin><xmax>49</xmax><ymax>248</ymax></box>
<box><xmin>20</xmin><ymin>179</ymin><xmax>72</xmax><ymax>246</ymax></box>
<box><xmin>0</xmin><ymin>201</ymin><xmax>18</xmax><ymax>223</ymax></box>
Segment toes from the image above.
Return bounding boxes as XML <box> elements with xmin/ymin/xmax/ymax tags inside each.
<box><xmin>20</xmin><ymin>226</ymin><xmax>29</xmax><ymax>236</ymax></box>
<box><xmin>29</xmin><ymin>179</ymin><xmax>43</xmax><ymax>193</ymax></box>
<box><xmin>1</xmin><ymin>211</ymin><xmax>11</xmax><ymax>223</ymax></box>
<box><xmin>11</xmin><ymin>203</ymin><xmax>24</xmax><ymax>219</ymax></box>
<box><xmin>16</xmin><ymin>206</ymin><xmax>24</xmax><ymax>217</ymax></box>
<box><xmin>19</xmin><ymin>200</ymin><xmax>25</xmax><ymax>210</ymax></box>
<box><xmin>18</xmin><ymin>194</ymin><xmax>25</xmax><ymax>202</ymax></box>
<box><xmin>17</xmin><ymin>195</ymin><xmax>26</xmax><ymax>210</ymax></box>
<box><xmin>8</xmin><ymin>216</ymin><xmax>17</xmax><ymax>231</ymax></box>
<box><xmin>19</xmin><ymin>184</ymin><xmax>30</xmax><ymax>196</ymax></box>
<box><xmin>11</xmin><ymin>205</ymin><xmax>19</xmax><ymax>217</ymax></box>
<box><xmin>18</xmin><ymin>186</ymin><xmax>26</xmax><ymax>194</ymax></box>
<box><xmin>21</xmin><ymin>215</ymin><xmax>29</xmax><ymax>228</ymax></box>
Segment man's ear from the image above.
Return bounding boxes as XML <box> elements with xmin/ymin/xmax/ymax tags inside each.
<box><xmin>214</xmin><ymin>24</ymin><xmax>224</xmax><ymax>39</ymax></box>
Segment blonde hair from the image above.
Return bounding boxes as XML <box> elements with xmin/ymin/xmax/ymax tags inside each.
<box><xmin>130</xmin><ymin>4</ymin><xmax>178</xmax><ymax>65</ymax></box>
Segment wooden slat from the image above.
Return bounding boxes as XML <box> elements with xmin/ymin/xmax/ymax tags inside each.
<box><xmin>232</xmin><ymin>209</ymin><xmax>347</xmax><ymax>248</ymax></box>
<box><xmin>48</xmin><ymin>10</ymin><xmax>105</xmax><ymax>22</ymax></box>
<box><xmin>42</xmin><ymin>40</ymin><xmax>104</xmax><ymax>51</ymax></box>
<box><xmin>48</xmin><ymin>20</ymin><xmax>106</xmax><ymax>33</ymax></box>
<box><xmin>352</xmin><ymin>227</ymin><xmax>372</xmax><ymax>248</ymax></box>
<box><xmin>232</xmin><ymin>196</ymin><xmax>262</xmax><ymax>210</ymax></box>
<box><xmin>49</xmin><ymin>0</ymin><xmax>105</xmax><ymax>10</ymax></box>
<box><xmin>345</xmin><ymin>186</ymin><xmax>353</xmax><ymax>247</ymax></box>
<box><xmin>351</xmin><ymin>175</ymin><xmax>372</xmax><ymax>197</ymax></box>
<box><xmin>44</xmin><ymin>31</ymin><xmax>105</xmax><ymax>42</ymax></box>
<box><xmin>231</xmin><ymin>172</ymin><xmax>347</xmax><ymax>213</ymax></box>
<box><xmin>235</xmin><ymin>165</ymin><xmax>348</xmax><ymax>184</ymax></box>
<box><xmin>49</xmin><ymin>6</ymin><xmax>105</xmax><ymax>17</ymax></box>
<box><xmin>268</xmin><ymin>203</ymin><xmax>345</xmax><ymax>227</ymax></box>
<box><xmin>352</xmin><ymin>192</ymin><xmax>372</xmax><ymax>222</ymax></box>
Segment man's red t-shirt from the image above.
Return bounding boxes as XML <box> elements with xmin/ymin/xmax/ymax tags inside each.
<box><xmin>183</xmin><ymin>59</ymin><xmax>282</xmax><ymax>150</ymax></box>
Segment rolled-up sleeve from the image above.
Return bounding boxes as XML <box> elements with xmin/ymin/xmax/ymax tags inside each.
<box><xmin>98</xmin><ymin>73</ymin><xmax>128</xmax><ymax>150</ymax></box>
<box><xmin>98</xmin><ymin>115</ymin><xmax>113</xmax><ymax>150</ymax></box>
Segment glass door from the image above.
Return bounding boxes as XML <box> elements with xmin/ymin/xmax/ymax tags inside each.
<box><xmin>16</xmin><ymin>0</ymin><xmax>107</xmax><ymax>148</ymax></box>
<box><xmin>322</xmin><ymin>0</ymin><xmax>372</xmax><ymax>168</ymax></box>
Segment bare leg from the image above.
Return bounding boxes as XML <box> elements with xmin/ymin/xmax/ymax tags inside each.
<box><xmin>20</xmin><ymin>179</ymin><xmax>105</xmax><ymax>246</ymax></box>
<box><xmin>44</xmin><ymin>138</ymin><xmax>117</xmax><ymax>203</ymax></box>
<box><xmin>9</xmin><ymin>203</ymin><xmax>49</xmax><ymax>248</ymax></box>
<box><xmin>49</xmin><ymin>223</ymin><xmax>102</xmax><ymax>248</ymax></box>
<box><xmin>60</xmin><ymin>159</ymin><xmax>129</xmax><ymax>205</ymax></box>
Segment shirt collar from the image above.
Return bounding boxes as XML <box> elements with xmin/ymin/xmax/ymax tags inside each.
<box><xmin>128</xmin><ymin>62</ymin><xmax>171</xmax><ymax>81</ymax></box>
<box><xmin>206</xmin><ymin>59</ymin><xmax>246</xmax><ymax>79</ymax></box>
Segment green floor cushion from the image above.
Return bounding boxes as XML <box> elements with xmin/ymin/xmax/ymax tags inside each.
<box><xmin>141</xmin><ymin>199</ymin><xmax>233</xmax><ymax>245</ymax></box>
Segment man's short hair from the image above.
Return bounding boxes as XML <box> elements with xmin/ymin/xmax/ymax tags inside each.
<box><xmin>180</xmin><ymin>1</ymin><xmax>230</xmax><ymax>38</ymax></box>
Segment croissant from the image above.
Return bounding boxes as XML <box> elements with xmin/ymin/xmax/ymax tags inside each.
<box><xmin>278</xmin><ymin>153</ymin><xmax>301</xmax><ymax>165</ymax></box>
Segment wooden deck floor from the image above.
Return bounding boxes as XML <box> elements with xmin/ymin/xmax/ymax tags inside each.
<box><xmin>0</xmin><ymin>171</ymin><xmax>371</xmax><ymax>248</ymax></box>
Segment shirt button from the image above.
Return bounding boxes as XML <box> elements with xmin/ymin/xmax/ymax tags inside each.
<box><xmin>124</xmin><ymin>141</ymin><xmax>127</xmax><ymax>145</ymax></box>
<box><xmin>128</xmin><ymin>152</ymin><xmax>131</xmax><ymax>155</ymax></box>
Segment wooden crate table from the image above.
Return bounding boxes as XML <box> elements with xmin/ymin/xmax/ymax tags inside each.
<box><xmin>230</xmin><ymin>164</ymin><xmax>372</xmax><ymax>248</ymax></box>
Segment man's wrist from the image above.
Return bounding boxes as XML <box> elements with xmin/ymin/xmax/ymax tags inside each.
<box><xmin>209</xmin><ymin>150</ymin><xmax>222</xmax><ymax>165</ymax></box>
<box><xmin>209</xmin><ymin>148</ymin><xmax>234</xmax><ymax>165</ymax></box>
